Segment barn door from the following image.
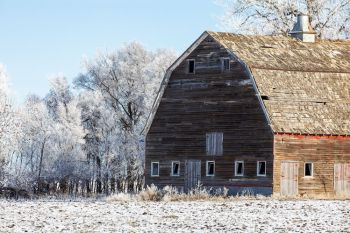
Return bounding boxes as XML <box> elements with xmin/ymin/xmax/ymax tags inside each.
<box><xmin>334</xmin><ymin>163</ymin><xmax>350</xmax><ymax>196</ymax></box>
<box><xmin>280</xmin><ymin>161</ymin><xmax>298</xmax><ymax>197</ymax></box>
<box><xmin>185</xmin><ymin>160</ymin><xmax>201</xmax><ymax>192</ymax></box>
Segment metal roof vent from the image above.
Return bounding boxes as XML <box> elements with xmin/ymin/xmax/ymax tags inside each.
<box><xmin>289</xmin><ymin>14</ymin><xmax>316</xmax><ymax>43</ymax></box>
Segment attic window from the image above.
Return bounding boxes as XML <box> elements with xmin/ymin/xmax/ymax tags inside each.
<box><xmin>187</xmin><ymin>59</ymin><xmax>195</xmax><ymax>74</ymax></box>
<box><xmin>221</xmin><ymin>58</ymin><xmax>230</xmax><ymax>71</ymax></box>
<box><xmin>261</xmin><ymin>95</ymin><xmax>269</xmax><ymax>100</ymax></box>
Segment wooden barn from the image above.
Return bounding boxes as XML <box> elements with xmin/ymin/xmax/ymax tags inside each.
<box><xmin>144</xmin><ymin>15</ymin><xmax>350</xmax><ymax>197</ymax></box>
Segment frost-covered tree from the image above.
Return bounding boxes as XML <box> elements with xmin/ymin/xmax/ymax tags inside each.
<box><xmin>10</xmin><ymin>96</ymin><xmax>54</xmax><ymax>190</ymax></box>
<box><xmin>75</xmin><ymin>43</ymin><xmax>176</xmax><ymax>131</ymax></box>
<box><xmin>0</xmin><ymin>64</ymin><xmax>16</xmax><ymax>187</ymax></box>
<box><xmin>77</xmin><ymin>90</ymin><xmax>120</xmax><ymax>193</ymax></box>
<box><xmin>0</xmin><ymin>65</ymin><xmax>12</xmax><ymax>151</ymax></box>
<box><xmin>216</xmin><ymin>0</ymin><xmax>350</xmax><ymax>39</ymax></box>
<box><xmin>75</xmin><ymin>42</ymin><xmax>176</xmax><ymax>193</ymax></box>
<box><xmin>0</xmin><ymin>43</ymin><xmax>175</xmax><ymax>195</ymax></box>
<box><xmin>44</xmin><ymin>76</ymin><xmax>86</xmax><ymax>193</ymax></box>
<box><xmin>45</xmin><ymin>75</ymin><xmax>73</xmax><ymax>120</ymax></box>
<box><xmin>8</xmin><ymin>76</ymin><xmax>86</xmax><ymax>194</ymax></box>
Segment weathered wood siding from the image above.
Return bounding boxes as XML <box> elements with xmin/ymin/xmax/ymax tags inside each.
<box><xmin>334</xmin><ymin>163</ymin><xmax>350</xmax><ymax>196</ymax></box>
<box><xmin>145</xmin><ymin>35</ymin><xmax>273</xmax><ymax>193</ymax></box>
<box><xmin>274</xmin><ymin>134</ymin><xmax>350</xmax><ymax>197</ymax></box>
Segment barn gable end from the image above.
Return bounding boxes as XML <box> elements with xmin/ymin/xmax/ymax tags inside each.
<box><xmin>145</xmin><ymin>33</ymin><xmax>274</xmax><ymax>192</ymax></box>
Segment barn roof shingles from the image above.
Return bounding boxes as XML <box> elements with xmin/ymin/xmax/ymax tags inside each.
<box><xmin>208</xmin><ymin>31</ymin><xmax>350</xmax><ymax>135</ymax></box>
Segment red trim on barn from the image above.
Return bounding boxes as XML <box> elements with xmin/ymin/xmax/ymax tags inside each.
<box><xmin>274</xmin><ymin>133</ymin><xmax>350</xmax><ymax>141</ymax></box>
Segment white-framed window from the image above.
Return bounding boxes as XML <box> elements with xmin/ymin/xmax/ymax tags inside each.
<box><xmin>221</xmin><ymin>58</ymin><xmax>230</xmax><ymax>71</ymax></box>
<box><xmin>187</xmin><ymin>59</ymin><xmax>195</xmax><ymax>74</ymax></box>
<box><xmin>257</xmin><ymin>161</ymin><xmax>266</xmax><ymax>176</ymax></box>
<box><xmin>206</xmin><ymin>132</ymin><xmax>223</xmax><ymax>156</ymax></box>
<box><xmin>171</xmin><ymin>161</ymin><xmax>180</xmax><ymax>176</ymax></box>
<box><xmin>206</xmin><ymin>161</ymin><xmax>215</xmax><ymax>176</ymax></box>
<box><xmin>304</xmin><ymin>162</ymin><xmax>313</xmax><ymax>177</ymax></box>
<box><xmin>235</xmin><ymin>161</ymin><xmax>244</xmax><ymax>176</ymax></box>
<box><xmin>151</xmin><ymin>162</ymin><xmax>159</xmax><ymax>177</ymax></box>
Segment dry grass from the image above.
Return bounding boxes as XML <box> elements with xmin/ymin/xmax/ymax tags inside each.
<box><xmin>106</xmin><ymin>184</ymin><xmax>272</xmax><ymax>203</ymax></box>
<box><xmin>137</xmin><ymin>184</ymin><xmax>163</xmax><ymax>201</ymax></box>
<box><xmin>106</xmin><ymin>192</ymin><xmax>132</xmax><ymax>203</ymax></box>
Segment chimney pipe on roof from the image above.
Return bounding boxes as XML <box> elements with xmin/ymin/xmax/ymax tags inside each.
<box><xmin>289</xmin><ymin>14</ymin><xmax>316</xmax><ymax>43</ymax></box>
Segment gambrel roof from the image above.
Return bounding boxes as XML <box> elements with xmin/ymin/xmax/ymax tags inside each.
<box><xmin>145</xmin><ymin>31</ymin><xmax>350</xmax><ymax>136</ymax></box>
<box><xmin>208</xmin><ymin>32</ymin><xmax>350</xmax><ymax>135</ymax></box>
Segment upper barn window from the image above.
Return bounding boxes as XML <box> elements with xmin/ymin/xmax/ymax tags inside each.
<box><xmin>206</xmin><ymin>132</ymin><xmax>223</xmax><ymax>156</ymax></box>
<box><xmin>187</xmin><ymin>59</ymin><xmax>195</xmax><ymax>74</ymax></box>
<box><xmin>221</xmin><ymin>58</ymin><xmax>230</xmax><ymax>71</ymax></box>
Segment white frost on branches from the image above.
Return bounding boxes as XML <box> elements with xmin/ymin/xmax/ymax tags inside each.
<box><xmin>0</xmin><ymin>64</ymin><xmax>10</xmax><ymax>96</ymax></box>
<box><xmin>0</xmin><ymin>43</ymin><xmax>176</xmax><ymax>194</ymax></box>
<box><xmin>0</xmin><ymin>65</ymin><xmax>18</xmax><ymax>187</ymax></box>
<box><xmin>74</xmin><ymin>42</ymin><xmax>176</xmax><ymax>193</ymax></box>
<box><xmin>216</xmin><ymin>0</ymin><xmax>350</xmax><ymax>39</ymax></box>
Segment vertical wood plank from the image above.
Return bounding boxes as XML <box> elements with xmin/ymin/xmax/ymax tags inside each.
<box><xmin>185</xmin><ymin>160</ymin><xmax>201</xmax><ymax>192</ymax></box>
<box><xmin>280</xmin><ymin>161</ymin><xmax>298</xmax><ymax>197</ymax></box>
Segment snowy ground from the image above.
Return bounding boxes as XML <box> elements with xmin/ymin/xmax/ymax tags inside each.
<box><xmin>0</xmin><ymin>199</ymin><xmax>350</xmax><ymax>232</ymax></box>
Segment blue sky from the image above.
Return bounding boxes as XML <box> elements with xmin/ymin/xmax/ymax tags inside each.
<box><xmin>0</xmin><ymin>0</ymin><xmax>223</xmax><ymax>102</ymax></box>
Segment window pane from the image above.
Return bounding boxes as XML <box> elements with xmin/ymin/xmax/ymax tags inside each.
<box><xmin>258</xmin><ymin>162</ymin><xmax>266</xmax><ymax>175</ymax></box>
<box><xmin>237</xmin><ymin>163</ymin><xmax>243</xmax><ymax>174</ymax></box>
<box><xmin>172</xmin><ymin>162</ymin><xmax>179</xmax><ymax>176</ymax></box>
<box><xmin>207</xmin><ymin>162</ymin><xmax>214</xmax><ymax>176</ymax></box>
<box><xmin>209</xmin><ymin>163</ymin><xmax>214</xmax><ymax>174</ymax></box>
<box><xmin>223</xmin><ymin>58</ymin><xmax>230</xmax><ymax>70</ymax></box>
<box><xmin>236</xmin><ymin>161</ymin><xmax>244</xmax><ymax>176</ymax></box>
<box><xmin>188</xmin><ymin>60</ymin><xmax>195</xmax><ymax>73</ymax></box>
<box><xmin>305</xmin><ymin>163</ymin><xmax>312</xmax><ymax>176</ymax></box>
<box><xmin>152</xmin><ymin>163</ymin><xmax>159</xmax><ymax>176</ymax></box>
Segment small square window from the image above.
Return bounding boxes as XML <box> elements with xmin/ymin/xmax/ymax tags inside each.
<box><xmin>171</xmin><ymin>161</ymin><xmax>180</xmax><ymax>176</ymax></box>
<box><xmin>304</xmin><ymin>162</ymin><xmax>313</xmax><ymax>177</ymax></box>
<box><xmin>235</xmin><ymin>161</ymin><xmax>244</xmax><ymax>176</ymax></box>
<box><xmin>206</xmin><ymin>161</ymin><xmax>215</xmax><ymax>176</ymax></box>
<box><xmin>151</xmin><ymin>162</ymin><xmax>159</xmax><ymax>177</ymax></box>
<box><xmin>257</xmin><ymin>161</ymin><xmax>266</xmax><ymax>176</ymax></box>
<box><xmin>187</xmin><ymin>59</ymin><xmax>195</xmax><ymax>74</ymax></box>
<box><xmin>222</xmin><ymin>58</ymin><xmax>230</xmax><ymax>71</ymax></box>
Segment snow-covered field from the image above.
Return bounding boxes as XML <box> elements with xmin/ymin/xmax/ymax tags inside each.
<box><xmin>0</xmin><ymin>199</ymin><xmax>350</xmax><ymax>232</ymax></box>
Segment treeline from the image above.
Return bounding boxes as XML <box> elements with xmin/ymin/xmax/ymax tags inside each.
<box><xmin>0</xmin><ymin>43</ymin><xmax>176</xmax><ymax>196</ymax></box>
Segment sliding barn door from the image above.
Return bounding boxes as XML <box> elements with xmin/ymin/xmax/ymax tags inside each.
<box><xmin>334</xmin><ymin>163</ymin><xmax>350</xmax><ymax>196</ymax></box>
<box><xmin>185</xmin><ymin>160</ymin><xmax>201</xmax><ymax>192</ymax></box>
<box><xmin>280</xmin><ymin>161</ymin><xmax>298</xmax><ymax>197</ymax></box>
